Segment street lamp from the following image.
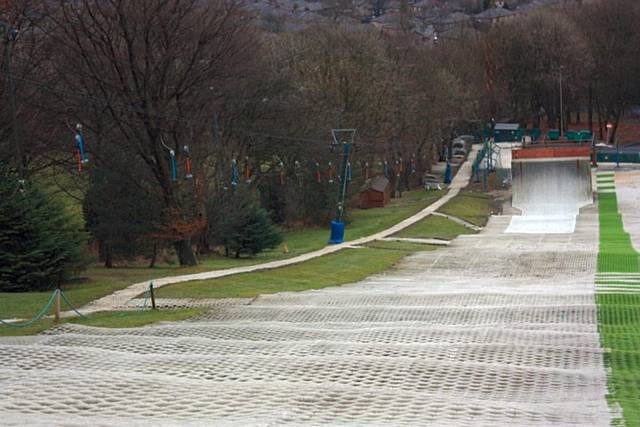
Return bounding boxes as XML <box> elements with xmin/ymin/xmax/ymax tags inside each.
<box><xmin>606</xmin><ymin>122</ymin><xmax>613</xmax><ymax>145</ymax></box>
<box><xmin>606</xmin><ymin>123</ymin><xmax>619</xmax><ymax>167</ymax></box>
<box><xmin>1</xmin><ymin>21</ymin><xmax>21</xmax><ymax>177</ymax></box>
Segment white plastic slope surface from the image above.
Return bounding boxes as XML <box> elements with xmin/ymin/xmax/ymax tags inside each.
<box><xmin>0</xmin><ymin>213</ymin><xmax>612</xmax><ymax>426</ymax></box>
<box><xmin>506</xmin><ymin>158</ymin><xmax>593</xmax><ymax>234</ymax></box>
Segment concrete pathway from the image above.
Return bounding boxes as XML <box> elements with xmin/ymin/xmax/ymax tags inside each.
<box><xmin>432</xmin><ymin>211</ymin><xmax>482</xmax><ymax>231</ymax></box>
<box><xmin>74</xmin><ymin>146</ymin><xmax>480</xmax><ymax>314</ymax></box>
<box><xmin>378</xmin><ymin>237</ymin><xmax>450</xmax><ymax>246</ymax></box>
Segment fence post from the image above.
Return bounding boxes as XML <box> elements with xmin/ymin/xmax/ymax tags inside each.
<box><xmin>150</xmin><ymin>282</ymin><xmax>157</xmax><ymax>310</ymax></box>
<box><xmin>54</xmin><ymin>289</ymin><xmax>61</xmax><ymax>323</ymax></box>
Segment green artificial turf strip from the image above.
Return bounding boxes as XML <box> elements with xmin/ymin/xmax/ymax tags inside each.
<box><xmin>155</xmin><ymin>248</ymin><xmax>409</xmax><ymax>299</ymax></box>
<box><xmin>437</xmin><ymin>191</ymin><xmax>493</xmax><ymax>226</ymax></box>
<box><xmin>394</xmin><ymin>215</ymin><xmax>476</xmax><ymax>241</ymax></box>
<box><xmin>597</xmin><ymin>294</ymin><xmax>640</xmax><ymax>425</ymax></box>
<box><xmin>596</xmin><ymin>179</ymin><xmax>640</xmax><ymax>425</ymax></box>
<box><xmin>598</xmin><ymin>192</ymin><xmax>640</xmax><ymax>273</ymax></box>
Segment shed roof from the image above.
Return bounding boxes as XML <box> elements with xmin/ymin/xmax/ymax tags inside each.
<box><xmin>495</xmin><ymin>123</ymin><xmax>520</xmax><ymax>131</ymax></box>
<box><xmin>361</xmin><ymin>176</ymin><xmax>390</xmax><ymax>193</ymax></box>
<box><xmin>476</xmin><ymin>7</ymin><xmax>513</xmax><ymax>20</ymax></box>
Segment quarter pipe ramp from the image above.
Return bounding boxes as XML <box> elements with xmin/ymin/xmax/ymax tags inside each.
<box><xmin>506</xmin><ymin>146</ymin><xmax>593</xmax><ymax>234</ymax></box>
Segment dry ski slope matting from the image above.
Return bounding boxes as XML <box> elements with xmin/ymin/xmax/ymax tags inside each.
<box><xmin>0</xmin><ymin>219</ymin><xmax>612</xmax><ymax>425</ymax></box>
<box><xmin>507</xmin><ymin>156</ymin><xmax>593</xmax><ymax>234</ymax></box>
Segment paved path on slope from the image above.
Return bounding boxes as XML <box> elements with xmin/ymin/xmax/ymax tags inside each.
<box><xmin>76</xmin><ymin>147</ymin><xmax>479</xmax><ymax>314</ymax></box>
<box><xmin>0</xmin><ymin>201</ymin><xmax>612</xmax><ymax>425</ymax></box>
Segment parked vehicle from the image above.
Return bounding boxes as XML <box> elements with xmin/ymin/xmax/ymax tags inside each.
<box><xmin>452</xmin><ymin>137</ymin><xmax>467</xmax><ymax>156</ymax></box>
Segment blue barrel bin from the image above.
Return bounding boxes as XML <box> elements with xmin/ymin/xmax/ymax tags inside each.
<box><xmin>444</xmin><ymin>162</ymin><xmax>452</xmax><ymax>184</ymax></box>
<box><xmin>328</xmin><ymin>221</ymin><xmax>345</xmax><ymax>244</ymax></box>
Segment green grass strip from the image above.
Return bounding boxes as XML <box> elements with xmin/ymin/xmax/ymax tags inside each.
<box><xmin>437</xmin><ymin>191</ymin><xmax>493</xmax><ymax>227</ymax></box>
<box><xmin>394</xmin><ymin>215</ymin><xmax>475</xmax><ymax>241</ymax></box>
<box><xmin>0</xmin><ymin>309</ymin><xmax>203</xmax><ymax>337</ymax></box>
<box><xmin>0</xmin><ymin>189</ymin><xmax>445</xmax><ymax>321</ymax></box>
<box><xmin>596</xmin><ymin>173</ymin><xmax>640</xmax><ymax>425</ymax></box>
<box><xmin>156</xmin><ymin>248</ymin><xmax>409</xmax><ymax>299</ymax></box>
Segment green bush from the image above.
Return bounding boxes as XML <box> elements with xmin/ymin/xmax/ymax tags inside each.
<box><xmin>0</xmin><ymin>166</ymin><xmax>87</xmax><ymax>292</ymax></box>
<box><xmin>209</xmin><ymin>188</ymin><xmax>283</xmax><ymax>258</ymax></box>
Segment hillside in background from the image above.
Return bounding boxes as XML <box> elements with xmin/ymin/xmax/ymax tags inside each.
<box><xmin>248</xmin><ymin>0</ymin><xmax>565</xmax><ymax>37</ymax></box>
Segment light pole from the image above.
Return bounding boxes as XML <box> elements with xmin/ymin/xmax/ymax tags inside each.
<box><xmin>606</xmin><ymin>123</ymin><xmax>618</xmax><ymax>167</ymax></box>
<box><xmin>1</xmin><ymin>21</ymin><xmax>21</xmax><ymax>177</ymax></box>
<box><xmin>559</xmin><ymin>67</ymin><xmax>564</xmax><ymax>137</ymax></box>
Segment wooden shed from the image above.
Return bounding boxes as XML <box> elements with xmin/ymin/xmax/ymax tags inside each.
<box><xmin>359</xmin><ymin>176</ymin><xmax>390</xmax><ymax>209</ymax></box>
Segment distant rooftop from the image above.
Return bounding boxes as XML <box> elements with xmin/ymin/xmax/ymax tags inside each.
<box><xmin>475</xmin><ymin>7</ymin><xmax>513</xmax><ymax>20</ymax></box>
<box><xmin>495</xmin><ymin>123</ymin><xmax>520</xmax><ymax>131</ymax></box>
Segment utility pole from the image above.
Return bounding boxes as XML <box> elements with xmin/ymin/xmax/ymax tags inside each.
<box><xmin>328</xmin><ymin>129</ymin><xmax>356</xmax><ymax>245</ymax></box>
<box><xmin>1</xmin><ymin>21</ymin><xmax>21</xmax><ymax>177</ymax></box>
<box><xmin>335</xmin><ymin>141</ymin><xmax>352</xmax><ymax>223</ymax></box>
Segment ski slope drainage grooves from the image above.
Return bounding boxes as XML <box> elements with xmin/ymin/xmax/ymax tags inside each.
<box><xmin>0</xmin><ymin>206</ymin><xmax>612</xmax><ymax>425</ymax></box>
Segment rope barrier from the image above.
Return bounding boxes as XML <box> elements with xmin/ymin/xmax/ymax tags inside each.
<box><xmin>2</xmin><ymin>282</ymin><xmax>158</xmax><ymax>328</ymax></box>
<box><xmin>0</xmin><ymin>290</ymin><xmax>58</xmax><ymax>328</ymax></box>
<box><xmin>59</xmin><ymin>290</ymin><xmax>87</xmax><ymax>319</ymax></box>
<box><xmin>139</xmin><ymin>290</ymin><xmax>150</xmax><ymax>311</ymax></box>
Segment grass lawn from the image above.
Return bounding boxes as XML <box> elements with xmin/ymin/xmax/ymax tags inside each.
<box><xmin>394</xmin><ymin>215</ymin><xmax>475</xmax><ymax>241</ymax></box>
<box><xmin>0</xmin><ymin>189</ymin><xmax>445</xmax><ymax>322</ymax></box>
<box><xmin>156</xmin><ymin>248</ymin><xmax>409</xmax><ymax>299</ymax></box>
<box><xmin>203</xmin><ymin>188</ymin><xmax>445</xmax><ymax>265</ymax></box>
<box><xmin>437</xmin><ymin>191</ymin><xmax>493</xmax><ymax>226</ymax></box>
<box><xmin>345</xmin><ymin>189</ymin><xmax>445</xmax><ymax>238</ymax></box>
<box><xmin>155</xmin><ymin>204</ymin><xmax>482</xmax><ymax>301</ymax></box>
<box><xmin>365</xmin><ymin>241</ymin><xmax>440</xmax><ymax>252</ymax></box>
<box><xmin>1</xmin><ymin>246</ymin><xmax>414</xmax><ymax>335</ymax></box>
<box><xmin>0</xmin><ymin>264</ymin><xmax>209</xmax><ymax>320</ymax></box>
<box><xmin>0</xmin><ymin>308</ymin><xmax>202</xmax><ymax>337</ymax></box>
<box><xmin>596</xmin><ymin>178</ymin><xmax>640</xmax><ymax>425</ymax></box>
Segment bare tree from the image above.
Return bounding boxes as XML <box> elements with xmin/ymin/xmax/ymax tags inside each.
<box><xmin>40</xmin><ymin>0</ymin><xmax>258</xmax><ymax>265</ymax></box>
<box><xmin>478</xmin><ymin>9</ymin><xmax>591</xmax><ymax>128</ymax></box>
<box><xmin>0</xmin><ymin>0</ymin><xmax>58</xmax><ymax>176</ymax></box>
<box><xmin>577</xmin><ymin>0</ymin><xmax>640</xmax><ymax>142</ymax></box>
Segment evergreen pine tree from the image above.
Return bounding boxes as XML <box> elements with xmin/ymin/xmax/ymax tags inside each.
<box><xmin>209</xmin><ymin>188</ymin><xmax>282</xmax><ymax>258</ymax></box>
<box><xmin>0</xmin><ymin>166</ymin><xmax>87</xmax><ymax>292</ymax></box>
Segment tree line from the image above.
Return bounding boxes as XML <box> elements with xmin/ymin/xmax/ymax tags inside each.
<box><xmin>0</xmin><ymin>0</ymin><xmax>638</xmax><ymax>289</ymax></box>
